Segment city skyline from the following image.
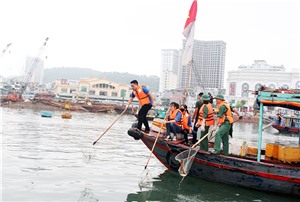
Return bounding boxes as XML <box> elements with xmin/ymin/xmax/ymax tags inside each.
<box><xmin>0</xmin><ymin>0</ymin><xmax>299</xmax><ymax>78</ymax></box>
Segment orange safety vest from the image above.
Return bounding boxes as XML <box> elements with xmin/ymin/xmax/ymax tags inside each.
<box><xmin>133</xmin><ymin>85</ymin><xmax>151</xmax><ymax>106</ymax></box>
<box><xmin>197</xmin><ymin>103</ymin><xmax>215</xmax><ymax>126</ymax></box>
<box><xmin>182</xmin><ymin>112</ymin><xmax>191</xmax><ymax>130</ymax></box>
<box><xmin>169</xmin><ymin>109</ymin><xmax>182</xmax><ymax>126</ymax></box>
<box><xmin>218</xmin><ymin>101</ymin><xmax>234</xmax><ymax>124</ymax></box>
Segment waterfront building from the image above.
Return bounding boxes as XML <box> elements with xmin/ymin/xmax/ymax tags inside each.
<box><xmin>159</xmin><ymin>49</ymin><xmax>180</xmax><ymax>93</ymax></box>
<box><xmin>52</xmin><ymin>78</ymin><xmax>133</xmax><ymax>103</ymax></box>
<box><xmin>226</xmin><ymin>60</ymin><xmax>300</xmax><ymax>110</ymax></box>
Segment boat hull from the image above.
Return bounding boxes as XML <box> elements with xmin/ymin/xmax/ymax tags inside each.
<box><xmin>271</xmin><ymin>124</ymin><xmax>300</xmax><ymax>133</ymax></box>
<box><xmin>140</xmin><ymin>133</ymin><xmax>300</xmax><ymax>196</ymax></box>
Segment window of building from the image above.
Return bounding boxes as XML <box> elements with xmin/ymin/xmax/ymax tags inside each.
<box><xmin>241</xmin><ymin>91</ymin><xmax>248</xmax><ymax>97</ymax></box>
<box><xmin>282</xmin><ymin>84</ymin><xmax>289</xmax><ymax>89</ymax></box>
<box><xmin>268</xmin><ymin>84</ymin><xmax>275</xmax><ymax>88</ymax></box>
<box><xmin>255</xmin><ymin>83</ymin><xmax>262</xmax><ymax>91</ymax></box>
<box><xmin>81</xmin><ymin>86</ymin><xmax>87</xmax><ymax>92</ymax></box>
<box><xmin>296</xmin><ymin>81</ymin><xmax>300</xmax><ymax>89</ymax></box>
<box><xmin>92</xmin><ymin>83</ymin><xmax>115</xmax><ymax>89</ymax></box>
<box><xmin>89</xmin><ymin>90</ymin><xmax>95</xmax><ymax>95</ymax></box>
<box><xmin>99</xmin><ymin>91</ymin><xmax>107</xmax><ymax>96</ymax></box>
<box><xmin>111</xmin><ymin>92</ymin><xmax>118</xmax><ymax>97</ymax></box>
<box><xmin>242</xmin><ymin>83</ymin><xmax>249</xmax><ymax>91</ymax></box>
<box><xmin>61</xmin><ymin>88</ymin><xmax>68</xmax><ymax>93</ymax></box>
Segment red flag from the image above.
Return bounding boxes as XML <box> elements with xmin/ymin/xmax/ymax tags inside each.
<box><xmin>183</xmin><ymin>0</ymin><xmax>197</xmax><ymax>38</ymax></box>
<box><xmin>182</xmin><ymin>0</ymin><xmax>197</xmax><ymax>66</ymax></box>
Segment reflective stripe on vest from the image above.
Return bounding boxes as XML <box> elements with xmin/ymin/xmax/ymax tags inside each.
<box><xmin>198</xmin><ymin>103</ymin><xmax>215</xmax><ymax>126</ymax></box>
<box><xmin>133</xmin><ymin>85</ymin><xmax>150</xmax><ymax>106</ymax></box>
<box><xmin>218</xmin><ymin>101</ymin><xmax>234</xmax><ymax>124</ymax></box>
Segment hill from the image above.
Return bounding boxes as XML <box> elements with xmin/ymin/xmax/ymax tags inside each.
<box><xmin>43</xmin><ymin>67</ymin><xmax>160</xmax><ymax>91</ymax></box>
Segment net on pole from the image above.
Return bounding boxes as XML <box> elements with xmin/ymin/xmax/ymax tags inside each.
<box><xmin>175</xmin><ymin>146</ymin><xmax>199</xmax><ymax>177</ymax></box>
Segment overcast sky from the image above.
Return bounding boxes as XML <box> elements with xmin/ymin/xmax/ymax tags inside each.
<box><xmin>0</xmin><ymin>0</ymin><xmax>299</xmax><ymax>78</ymax></box>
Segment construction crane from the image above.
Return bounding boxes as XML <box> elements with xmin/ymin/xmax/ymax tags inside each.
<box><xmin>1</xmin><ymin>43</ymin><xmax>12</xmax><ymax>57</ymax></box>
<box><xmin>21</xmin><ymin>37</ymin><xmax>49</xmax><ymax>93</ymax></box>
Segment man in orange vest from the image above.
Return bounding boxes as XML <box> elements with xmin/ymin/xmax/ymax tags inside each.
<box><xmin>195</xmin><ymin>94</ymin><xmax>215</xmax><ymax>151</ymax></box>
<box><xmin>211</xmin><ymin>94</ymin><xmax>234</xmax><ymax>155</ymax></box>
<box><xmin>127</xmin><ymin>80</ymin><xmax>155</xmax><ymax>133</ymax></box>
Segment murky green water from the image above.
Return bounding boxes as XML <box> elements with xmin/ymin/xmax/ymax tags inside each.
<box><xmin>1</xmin><ymin>108</ymin><xmax>299</xmax><ymax>201</ymax></box>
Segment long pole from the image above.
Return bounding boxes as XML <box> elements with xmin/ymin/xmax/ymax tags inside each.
<box><xmin>93</xmin><ymin>108</ymin><xmax>127</xmax><ymax>145</ymax></box>
<box><xmin>144</xmin><ymin>111</ymin><xmax>168</xmax><ymax>169</ymax></box>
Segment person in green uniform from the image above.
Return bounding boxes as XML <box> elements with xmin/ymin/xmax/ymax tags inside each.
<box><xmin>195</xmin><ymin>94</ymin><xmax>215</xmax><ymax>151</ymax></box>
<box><xmin>211</xmin><ymin>94</ymin><xmax>234</xmax><ymax>155</ymax></box>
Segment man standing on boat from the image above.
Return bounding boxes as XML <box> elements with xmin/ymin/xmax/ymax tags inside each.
<box><xmin>211</xmin><ymin>94</ymin><xmax>234</xmax><ymax>155</ymax></box>
<box><xmin>195</xmin><ymin>94</ymin><xmax>215</xmax><ymax>151</ymax></box>
<box><xmin>192</xmin><ymin>92</ymin><xmax>203</xmax><ymax>132</ymax></box>
<box><xmin>126</xmin><ymin>80</ymin><xmax>155</xmax><ymax>133</ymax></box>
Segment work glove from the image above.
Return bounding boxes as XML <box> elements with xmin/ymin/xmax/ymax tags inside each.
<box><xmin>200</xmin><ymin>125</ymin><xmax>205</xmax><ymax>131</ymax></box>
<box><xmin>212</xmin><ymin>126</ymin><xmax>218</xmax><ymax>131</ymax></box>
<box><xmin>239</xmin><ymin>116</ymin><xmax>243</xmax><ymax>120</ymax></box>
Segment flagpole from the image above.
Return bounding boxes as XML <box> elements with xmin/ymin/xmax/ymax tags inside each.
<box><xmin>181</xmin><ymin>0</ymin><xmax>197</xmax><ymax>105</ymax></box>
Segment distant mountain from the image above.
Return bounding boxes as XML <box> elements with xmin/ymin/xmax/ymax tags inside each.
<box><xmin>43</xmin><ymin>67</ymin><xmax>160</xmax><ymax>91</ymax></box>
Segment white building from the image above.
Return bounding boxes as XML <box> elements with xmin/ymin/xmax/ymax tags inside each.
<box><xmin>179</xmin><ymin>40</ymin><xmax>226</xmax><ymax>90</ymax></box>
<box><xmin>159</xmin><ymin>49</ymin><xmax>180</xmax><ymax>92</ymax></box>
<box><xmin>226</xmin><ymin>60</ymin><xmax>300</xmax><ymax>109</ymax></box>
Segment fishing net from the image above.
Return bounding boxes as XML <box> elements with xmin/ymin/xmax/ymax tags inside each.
<box><xmin>175</xmin><ymin>146</ymin><xmax>200</xmax><ymax>177</ymax></box>
<box><xmin>139</xmin><ymin>168</ymin><xmax>153</xmax><ymax>189</ymax></box>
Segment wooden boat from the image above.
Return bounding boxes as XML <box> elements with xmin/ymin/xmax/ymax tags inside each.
<box><xmin>127</xmin><ymin>91</ymin><xmax>300</xmax><ymax>196</ymax></box>
<box><xmin>40</xmin><ymin>111</ymin><xmax>52</xmax><ymax>118</ymax></box>
<box><xmin>271</xmin><ymin>116</ymin><xmax>300</xmax><ymax>133</ymax></box>
<box><xmin>61</xmin><ymin>113</ymin><xmax>72</xmax><ymax>119</ymax></box>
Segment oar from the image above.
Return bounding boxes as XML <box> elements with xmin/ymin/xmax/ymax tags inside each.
<box><xmin>144</xmin><ymin>111</ymin><xmax>168</xmax><ymax>170</ymax></box>
<box><xmin>92</xmin><ymin>108</ymin><xmax>127</xmax><ymax>145</ymax></box>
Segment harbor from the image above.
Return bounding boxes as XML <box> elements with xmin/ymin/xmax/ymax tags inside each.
<box><xmin>2</xmin><ymin>107</ymin><xmax>299</xmax><ymax>201</ymax></box>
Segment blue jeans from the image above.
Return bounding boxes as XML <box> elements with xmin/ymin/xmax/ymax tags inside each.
<box><xmin>166</xmin><ymin>123</ymin><xmax>182</xmax><ymax>137</ymax></box>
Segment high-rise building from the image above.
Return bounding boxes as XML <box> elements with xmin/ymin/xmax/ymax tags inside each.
<box><xmin>159</xmin><ymin>49</ymin><xmax>180</xmax><ymax>92</ymax></box>
<box><xmin>180</xmin><ymin>40</ymin><xmax>226</xmax><ymax>90</ymax></box>
<box><xmin>25</xmin><ymin>56</ymin><xmax>44</xmax><ymax>84</ymax></box>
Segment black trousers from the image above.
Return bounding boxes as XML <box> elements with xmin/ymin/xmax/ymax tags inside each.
<box><xmin>137</xmin><ymin>104</ymin><xmax>152</xmax><ymax>131</ymax></box>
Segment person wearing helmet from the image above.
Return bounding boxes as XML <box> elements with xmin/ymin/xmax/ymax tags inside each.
<box><xmin>211</xmin><ymin>94</ymin><xmax>234</xmax><ymax>155</ymax></box>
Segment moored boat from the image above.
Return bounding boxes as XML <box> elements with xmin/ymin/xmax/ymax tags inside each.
<box><xmin>61</xmin><ymin>113</ymin><xmax>72</xmax><ymax>119</ymax></box>
<box><xmin>127</xmin><ymin>90</ymin><xmax>300</xmax><ymax>196</ymax></box>
<box><xmin>271</xmin><ymin>116</ymin><xmax>300</xmax><ymax>133</ymax></box>
<box><xmin>40</xmin><ymin>111</ymin><xmax>52</xmax><ymax>118</ymax></box>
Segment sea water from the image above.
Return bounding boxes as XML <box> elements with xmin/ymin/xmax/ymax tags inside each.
<box><xmin>1</xmin><ymin>108</ymin><xmax>299</xmax><ymax>201</ymax></box>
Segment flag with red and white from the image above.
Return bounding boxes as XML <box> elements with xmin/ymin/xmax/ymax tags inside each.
<box><xmin>182</xmin><ymin>0</ymin><xmax>197</xmax><ymax>66</ymax></box>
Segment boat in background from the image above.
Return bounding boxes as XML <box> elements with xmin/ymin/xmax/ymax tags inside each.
<box><xmin>40</xmin><ymin>111</ymin><xmax>52</xmax><ymax>118</ymax></box>
<box><xmin>61</xmin><ymin>101</ymin><xmax>72</xmax><ymax>119</ymax></box>
<box><xmin>271</xmin><ymin>116</ymin><xmax>300</xmax><ymax>133</ymax></box>
<box><xmin>61</xmin><ymin>113</ymin><xmax>72</xmax><ymax>119</ymax></box>
<box><xmin>127</xmin><ymin>90</ymin><xmax>300</xmax><ymax>196</ymax></box>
